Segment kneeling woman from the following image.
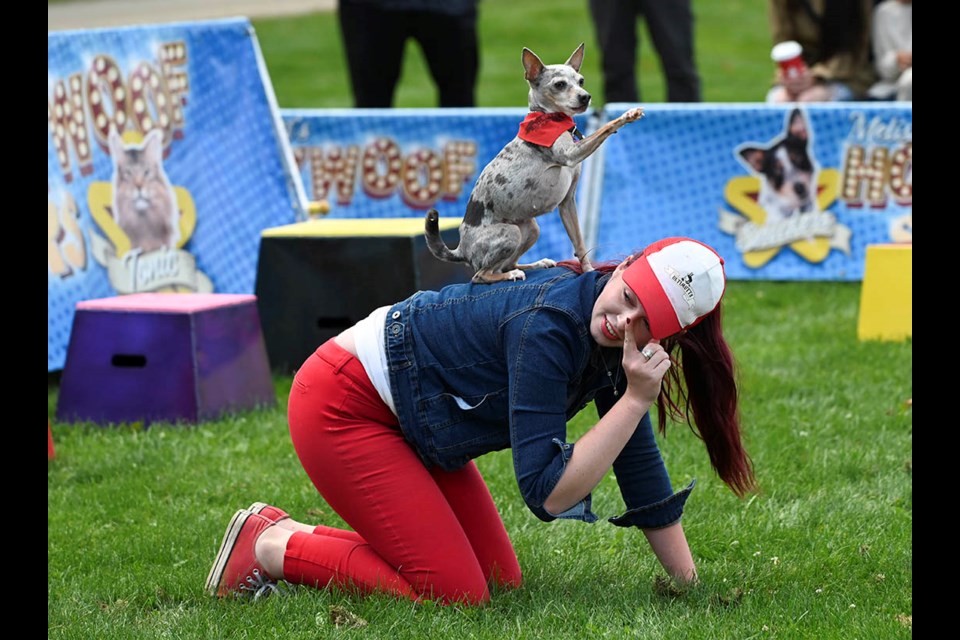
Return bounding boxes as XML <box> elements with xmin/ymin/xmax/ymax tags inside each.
<box><xmin>206</xmin><ymin>237</ymin><xmax>756</xmax><ymax>604</ymax></box>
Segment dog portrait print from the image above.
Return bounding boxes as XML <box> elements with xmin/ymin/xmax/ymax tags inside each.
<box><xmin>108</xmin><ymin>128</ymin><xmax>181</xmax><ymax>253</ymax></box>
<box><xmin>720</xmin><ymin>106</ymin><xmax>854</xmax><ymax>267</ymax></box>
<box><xmin>737</xmin><ymin>108</ymin><xmax>817</xmax><ymax>225</ymax></box>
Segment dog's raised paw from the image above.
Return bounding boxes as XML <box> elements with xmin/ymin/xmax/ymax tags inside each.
<box><xmin>623</xmin><ymin>108</ymin><xmax>645</xmax><ymax>122</ymax></box>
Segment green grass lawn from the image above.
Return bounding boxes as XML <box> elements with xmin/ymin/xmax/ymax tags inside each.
<box><xmin>48</xmin><ymin>281</ymin><xmax>912</xmax><ymax>639</ymax></box>
<box><xmin>49</xmin><ymin>1</ymin><xmax>911</xmax><ymax>637</ymax></box>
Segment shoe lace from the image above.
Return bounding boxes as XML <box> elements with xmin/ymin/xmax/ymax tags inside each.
<box><xmin>237</xmin><ymin>568</ymin><xmax>282</xmax><ymax>600</ymax></box>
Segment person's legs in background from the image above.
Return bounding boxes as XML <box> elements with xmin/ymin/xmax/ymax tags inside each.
<box><xmin>337</xmin><ymin>0</ymin><xmax>408</xmax><ymax>107</ymax></box>
<box><xmin>589</xmin><ymin>0</ymin><xmax>641</xmax><ymax>103</ymax></box>
<box><xmin>641</xmin><ymin>0</ymin><xmax>701</xmax><ymax>102</ymax></box>
<box><xmin>411</xmin><ymin>7</ymin><xmax>479</xmax><ymax>107</ymax></box>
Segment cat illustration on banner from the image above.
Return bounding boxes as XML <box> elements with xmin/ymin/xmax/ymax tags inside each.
<box><xmin>88</xmin><ymin>128</ymin><xmax>212</xmax><ymax>293</ymax></box>
<box><xmin>108</xmin><ymin>127</ymin><xmax>181</xmax><ymax>253</ymax></box>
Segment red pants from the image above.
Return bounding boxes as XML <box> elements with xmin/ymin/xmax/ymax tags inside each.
<box><xmin>285</xmin><ymin>339</ymin><xmax>522</xmax><ymax>605</ymax></box>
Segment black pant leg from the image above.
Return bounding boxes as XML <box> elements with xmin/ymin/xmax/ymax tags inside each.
<box><xmin>410</xmin><ymin>8</ymin><xmax>479</xmax><ymax>107</ymax></box>
<box><xmin>640</xmin><ymin>0</ymin><xmax>701</xmax><ymax>102</ymax></box>
<box><xmin>588</xmin><ymin>0</ymin><xmax>642</xmax><ymax>103</ymax></box>
<box><xmin>338</xmin><ymin>1</ymin><xmax>408</xmax><ymax>107</ymax></box>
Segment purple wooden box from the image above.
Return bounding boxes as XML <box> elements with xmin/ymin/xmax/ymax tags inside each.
<box><xmin>56</xmin><ymin>293</ymin><xmax>275</xmax><ymax>426</ymax></box>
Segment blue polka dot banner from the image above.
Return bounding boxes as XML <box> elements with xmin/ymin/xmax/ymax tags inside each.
<box><xmin>48</xmin><ymin>19</ymin><xmax>306</xmax><ymax>371</ymax></box>
<box><xmin>280</xmin><ymin>106</ymin><xmax>592</xmax><ymax>268</ymax></box>
<box><xmin>593</xmin><ymin>103</ymin><xmax>912</xmax><ymax>281</ymax></box>
<box><xmin>48</xmin><ymin>18</ymin><xmax>911</xmax><ymax>374</ymax></box>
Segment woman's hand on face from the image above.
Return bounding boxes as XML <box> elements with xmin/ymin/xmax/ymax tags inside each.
<box><xmin>621</xmin><ymin>320</ymin><xmax>671</xmax><ymax>404</ymax></box>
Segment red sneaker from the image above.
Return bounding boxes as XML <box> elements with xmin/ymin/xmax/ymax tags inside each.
<box><xmin>247</xmin><ymin>502</ymin><xmax>290</xmax><ymax>523</ymax></box>
<box><xmin>205</xmin><ymin>509</ymin><xmax>278</xmax><ymax>598</ymax></box>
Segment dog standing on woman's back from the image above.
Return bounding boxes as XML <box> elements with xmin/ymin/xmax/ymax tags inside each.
<box><xmin>425</xmin><ymin>43</ymin><xmax>644</xmax><ymax>284</ymax></box>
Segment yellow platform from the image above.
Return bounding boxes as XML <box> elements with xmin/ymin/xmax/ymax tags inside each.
<box><xmin>262</xmin><ymin>217</ymin><xmax>461</xmax><ymax>238</ymax></box>
<box><xmin>857</xmin><ymin>243</ymin><xmax>912</xmax><ymax>341</ymax></box>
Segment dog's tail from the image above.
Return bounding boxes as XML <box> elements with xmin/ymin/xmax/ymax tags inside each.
<box><xmin>424</xmin><ymin>208</ymin><xmax>463</xmax><ymax>263</ymax></box>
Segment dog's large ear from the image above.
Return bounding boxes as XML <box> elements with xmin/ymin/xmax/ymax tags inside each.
<box><xmin>739</xmin><ymin>147</ymin><xmax>765</xmax><ymax>172</ymax></box>
<box><xmin>522</xmin><ymin>47</ymin><xmax>545</xmax><ymax>82</ymax></box>
<box><xmin>565</xmin><ymin>43</ymin><xmax>585</xmax><ymax>72</ymax></box>
<box><xmin>787</xmin><ymin>108</ymin><xmax>809</xmax><ymax>141</ymax></box>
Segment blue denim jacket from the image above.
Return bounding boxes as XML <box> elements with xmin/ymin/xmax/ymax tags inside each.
<box><xmin>385</xmin><ymin>266</ymin><xmax>694</xmax><ymax>529</ymax></box>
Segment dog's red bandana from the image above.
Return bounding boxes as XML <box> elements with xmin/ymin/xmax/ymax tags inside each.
<box><xmin>518</xmin><ymin>112</ymin><xmax>580</xmax><ymax>146</ymax></box>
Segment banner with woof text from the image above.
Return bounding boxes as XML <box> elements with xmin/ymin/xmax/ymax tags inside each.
<box><xmin>47</xmin><ymin>18</ymin><xmax>306</xmax><ymax>371</ymax></box>
<box><xmin>280</xmin><ymin>106</ymin><xmax>595</xmax><ymax>263</ymax></box>
<box><xmin>593</xmin><ymin>103</ymin><xmax>912</xmax><ymax>280</ymax></box>
<box><xmin>282</xmin><ymin>103</ymin><xmax>912</xmax><ymax>283</ymax></box>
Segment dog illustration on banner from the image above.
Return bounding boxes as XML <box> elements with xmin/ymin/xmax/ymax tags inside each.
<box><xmin>719</xmin><ymin>108</ymin><xmax>851</xmax><ymax>268</ymax></box>
<box><xmin>739</xmin><ymin>109</ymin><xmax>815</xmax><ymax>225</ymax></box>
<box><xmin>87</xmin><ymin>128</ymin><xmax>212</xmax><ymax>293</ymax></box>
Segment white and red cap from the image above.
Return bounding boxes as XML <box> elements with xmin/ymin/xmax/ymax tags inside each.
<box><xmin>621</xmin><ymin>237</ymin><xmax>726</xmax><ymax>339</ymax></box>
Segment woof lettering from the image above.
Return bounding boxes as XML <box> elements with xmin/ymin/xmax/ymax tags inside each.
<box><xmin>47</xmin><ymin>41</ymin><xmax>190</xmax><ymax>183</ymax></box>
<box><xmin>293</xmin><ymin>138</ymin><xmax>477</xmax><ymax>208</ymax></box>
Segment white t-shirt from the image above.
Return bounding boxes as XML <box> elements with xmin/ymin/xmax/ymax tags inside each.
<box><xmin>352</xmin><ymin>305</ymin><xmax>398</xmax><ymax>416</ymax></box>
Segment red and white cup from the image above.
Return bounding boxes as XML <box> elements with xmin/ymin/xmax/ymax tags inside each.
<box><xmin>771</xmin><ymin>41</ymin><xmax>807</xmax><ymax>79</ymax></box>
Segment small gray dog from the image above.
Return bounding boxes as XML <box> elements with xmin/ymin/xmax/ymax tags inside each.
<box><xmin>425</xmin><ymin>43</ymin><xmax>644</xmax><ymax>284</ymax></box>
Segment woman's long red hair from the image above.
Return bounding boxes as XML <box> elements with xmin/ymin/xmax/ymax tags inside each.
<box><xmin>559</xmin><ymin>258</ymin><xmax>756</xmax><ymax>497</ymax></box>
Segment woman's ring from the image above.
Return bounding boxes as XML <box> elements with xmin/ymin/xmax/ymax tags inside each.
<box><xmin>641</xmin><ymin>347</ymin><xmax>654</xmax><ymax>361</ymax></box>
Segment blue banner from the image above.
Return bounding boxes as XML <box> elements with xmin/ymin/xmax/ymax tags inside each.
<box><xmin>48</xmin><ymin>18</ymin><xmax>305</xmax><ymax>371</ymax></box>
<box><xmin>49</xmin><ymin>48</ymin><xmax>912</xmax><ymax>373</ymax></box>
<box><xmin>593</xmin><ymin>103</ymin><xmax>912</xmax><ymax>280</ymax></box>
<box><xmin>281</xmin><ymin>107</ymin><xmax>594</xmax><ymax>265</ymax></box>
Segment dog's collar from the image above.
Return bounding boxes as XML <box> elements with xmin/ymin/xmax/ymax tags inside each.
<box><xmin>518</xmin><ymin>112</ymin><xmax>579</xmax><ymax>147</ymax></box>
